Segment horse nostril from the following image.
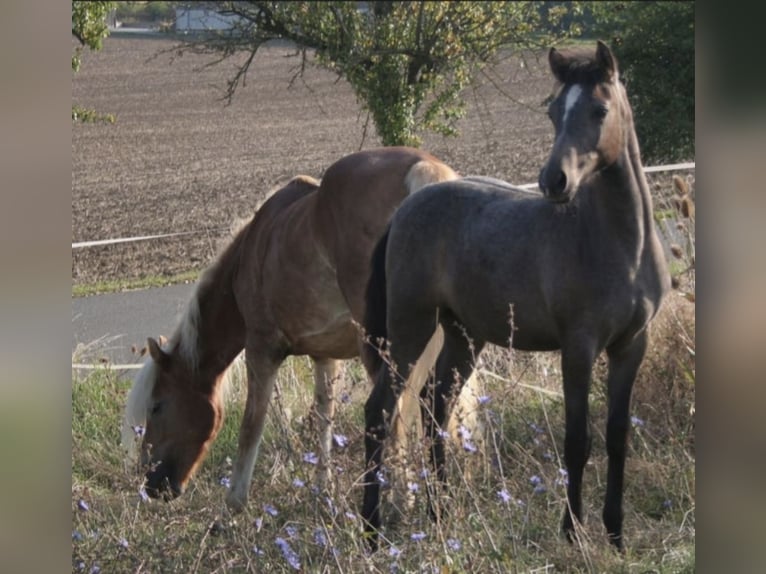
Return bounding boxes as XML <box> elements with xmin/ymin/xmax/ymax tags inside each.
<box><xmin>540</xmin><ymin>167</ymin><xmax>567</xmax><ymax>197</ymax></box>
<box><xmin>553</xmin><ymin>170</ymin><xmax>567</xmax><ymax>195</ymax></box>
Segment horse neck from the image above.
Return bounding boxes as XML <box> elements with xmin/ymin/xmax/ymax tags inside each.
<box><xmin>588</xmin><ymin>121</ymin><xmax>658</xmax><ymax>265</ymax></box>
<box><xmin>176</xmin><ymin>242</ymin><xmax>247</xmax><ymax>392</ymax></box>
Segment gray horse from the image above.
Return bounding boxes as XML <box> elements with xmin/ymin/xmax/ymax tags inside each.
<box><xmin>361</xmin><ymin>41</ymin><xmax>671</xmax><ymax>550</ymax></box>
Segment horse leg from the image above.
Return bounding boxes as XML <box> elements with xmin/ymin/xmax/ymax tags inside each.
<box><xmin>363</xmin><ymin>310</ymin><xmax>437</xmax><ymax>547</ymax></box>
<box><xmin>311</xmin><ymin>357</ymin><xmax>340</xmax><ymax>490</ymax></box>
<box><xmin>602</xmin><ymin>330</ymin><xmax>648</xmax><ymax>550</ymax></box>
<box><xmin>420</xmin><ymin>318</ymin><xmax>484</xmax><ymax>522</ymax></box>
<box><xmin>560</xmin><ymin>340</ymin><xmax>598</xmax><ymax>542</ymax></box>
<box><xmin>226</xmin><ymin>344</ymin><xmax>283</xmax><ymax>512</ymax></box>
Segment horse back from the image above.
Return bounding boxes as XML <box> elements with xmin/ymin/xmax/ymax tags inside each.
<box><xmin>314</xmin><ymin>147</ymin><xmax>457</xmax><ymax>320</ymax></box>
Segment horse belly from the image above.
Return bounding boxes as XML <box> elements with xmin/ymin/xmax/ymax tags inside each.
<box><xmin>449</xmin><ymin>281</ymin><xmax>561</xmax><ymax>352</ymax></box>
<box><xmin>290</xmin><ymin>312</ymin><xmax>359</xmax><ymax>359</ymax></box>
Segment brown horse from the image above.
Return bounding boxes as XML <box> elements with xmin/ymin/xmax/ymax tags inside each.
<box><xmin>361</xmin><ymin>42</ymin><xmax>670</xmax><ymax>550</ymax></box>
<box><xmin>122</xmin><ymin>147</ymin><xmax>480</xmax><ymax>512</ymax></box>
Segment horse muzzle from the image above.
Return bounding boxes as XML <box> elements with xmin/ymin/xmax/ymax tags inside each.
<box><xmin>145</xmin><ymin>462</ymin><xmax>183</xmax><ymax>500</ymax></box>
<box><xmin>538</xmin><ymin>166</ymin><xmax>574</xmax><ymax>204</ymax></box>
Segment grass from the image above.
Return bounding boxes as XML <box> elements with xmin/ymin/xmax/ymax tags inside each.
<box><xmin>72</xmin><ymin>175</ymin><xmax>694</xmax><ymax>572</ymax></box>
<box><xmin>72</xmin><ymin>270</ymin><xmax>201</xmax><ymax>298</ymax></box>
<box><xmin>72</xmin><ymin>310</ymin><xmax>694</xmax><ymax>572</ymax></box>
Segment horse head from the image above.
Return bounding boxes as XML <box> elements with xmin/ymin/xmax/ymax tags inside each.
<box><xmin>138</xmin><ymin>337</ymin><xmax>224</xmax><ymax>499</ymax></box>
<box><xmin>539</xmin><ymin>40</ymin><xmax>630</xmax><ymax>202</ymax></box>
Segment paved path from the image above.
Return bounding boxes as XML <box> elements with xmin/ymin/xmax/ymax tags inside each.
<box><xmin>72</xmin><ymin>284</ymin><xmax>194</xmax><ymax>368</ymax></box>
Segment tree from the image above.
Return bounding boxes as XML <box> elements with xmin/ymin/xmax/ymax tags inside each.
<box><xmin>587</xmin><ymin>1</ymin><xmax>694</xmax><ymax>163</ymax></box>
<box><xmin>72</xmin><ymin>1</ymin><xmax>116</xmax><ymax>72</ymax></box>
<box><xmin>72</xmin><ymin>1</ymin><xmax>116</xmax><ymax>122</ymax></box>
<box><xmin>176</xmin><ymin>1</ymin><xmax>575</xmax><ymax>147</ymax></box>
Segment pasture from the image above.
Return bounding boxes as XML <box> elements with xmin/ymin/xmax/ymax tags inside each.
<box><xmin>72</xmin><ymin>35</ymin><xmax>695</xmax><ymax>572</ymax></box>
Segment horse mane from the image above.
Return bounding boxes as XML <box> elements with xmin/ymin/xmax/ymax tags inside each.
<box><xmin>122</xmin><ymin>174</ymin><xmax>322</xmax><ymax>463</ymax></box>
<box><xmin>120</xmin><ymin>213</ymin><xmax>250</xmax><ymax>460</ymax></box>
<box><xmin>551</xmin><ymin>47</ymin><xmax>612</xmax><ymax>86</ymax></box>
<box><xmin>122</xmin><ymin>357</ymin><xmax>157</xmax><ymax>462</ymax></box>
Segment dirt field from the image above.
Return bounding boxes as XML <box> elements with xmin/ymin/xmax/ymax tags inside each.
<box><xmin>73</xmin><ymin>35</ymin><xmax>686</xmax><ymax>288</ymax></box>
<box><xmin>72</xmin><ymin>34</ymin><xmax>561</xmax><ymax>286</ymax></box>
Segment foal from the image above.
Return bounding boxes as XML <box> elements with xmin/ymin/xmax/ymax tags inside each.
<box><xmin>361</xmin><ymin>42</ymin><xmax>670</xmax><ymax>549</ymax></box>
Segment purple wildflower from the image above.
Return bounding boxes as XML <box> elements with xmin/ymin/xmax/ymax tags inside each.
<box><xmin>118</xmin><ymin>537</ymin><xmax>129</xmax><ymax>549</ymax></box>
<box><xmin>253</xmin><ymin>546</ymin><xmax>265</xmax><ymax>556</ymax></box>
<box><xmin>437</xmin><ymin>429</ymin><xmax>450</xmax><ymax>440</ymax></box>
<box><xmin>542</xmin><ymin>450</ymin><xmax>554</xmax><ymax>461</ymax></box>
<box><xmin>138</xmin><ymin>487</ymin><xmax>150</xmax><ymax>503</ymax></box>
<box><xmin>313</xmin><ymin>528</ymin><xmax>328</xmax><ymax>547</ymax></box>
<box><xmin>303</xmin><ymin>451</ymin><xmax>319</xmax><ymax>465</ymax></box>
<box><xmin>389</xmin><ymin>546</ymin><xmax>402</xmax><ymax>558</ymax></box>
<box><xmin>292</xmin><ymin>477</ymin><xmax>305</xmax><ymax>488</ymax></box>
<box><xmin>534</xmin><ymin>484</ymin><xmax>547</xmax><ymax>494</ymax></box>
<box><xmin>132</xmin><ymin>425</ymin><xmax>145</xmax><ymax>437</ymax></box>
<box><xmin>285</xmin><ymin>525</ymin><xmax>298</xmax><ymax>538</ymax></box>
<box><xmin>325</xmin><ymin>495</ymin><xmax>337</xmax><ymax>515</ymax></box>
<box><xmin>663</xmin><ymin>499</ymin><xmax>673</xmax><ymax>509</ymax></box>
<box><xmin>77</xmin><ymin>499</ymin><xmax>90</xmax><ymax>512</ymax></box>
<box><xmin>254</xmin><ymin>517</ymin><xmax>263</xmax><ymax>531</ymax></box>
<box><xmin>407</xmin><ymin>481</ymin><xmax>419</xmax><ymax>493</ymax></box>
<box><xmin>75</xmin><ymin>560</ymin><xmax>85</xmax><ymax>571</ymax></box>
<box><xmin>478</xmin><ymin>395</ymin><xmax>491</xmax><ymax>406</ymax></box>
<box><xmin>530</xmin><ymin>475</ymin><xmax>543</xmax><ymax>486</ymax></box>
<box><xmin>376</xmin><ymin>469</ymin><xmax>389</xmax><ymax>487</ymax></box>
<box><xmin>529</xmin><ymin>422</ymin><xmax>544</xmax><ymax>434</ymax></box>
<box><xmin>411</xmin><ymin>531</ymin><xmax>427</xmax><ymax>542</ymax></box>
<box><xmin>463</xmin><ymin>439</ymin><xmax>478</xmax><ymax>453</ymax></box>
<box><xmin>447</xmin><ymin>538</ymin><xmax>462</xmax><ymax>551</ymax></box>
<box><xmin>497</xmin><ymin>488</ymin><xmax>512</xmax><ymax>503</ymax></box>
<box><xmin>419</xmin><ymin>468</ymin><xmax>430</xmax><ymax>479</ymax></box>
<box><xmin>264</xmin><ymin>503</ymin><xmax>279</xmax><ymax>517</ymax></box>
<box><xmin>333</xmin><ymin>433</ymin><xmax>349</xmax><ymax>448</ymax></box>
<box><xmin>219</xmin><ymin>476</ymin><xmax>231</xmax><ymax>488</ymax></box>
<box><xmin>89</xmin><ymin>566</ymin><xmax>101</xmax><ymax>574</ymax></box>
<box><xmin>340</xmin><ymin>391</ymin><xmax>351</xmax><ymax>404</ymax></box>
<box><xmin>72</xmin><ymin>530</ymin><xmax>83</xmax><ymax>542</ymax></box>
<box><xmin>275</xmin><ymin>537</ymin><xmax>301</xmax><ymax>571</ymax></box>
<box><xmin>457</xmin><ymin>425</ymin><xmax>471</xmax><ymax>439</ymax></box>
<box><xmin>344</xmin><ymin>511</ymin><xmax>357</xmax><ymax>521</ymax></box>
<box><xmin>631</xmin><ymin>415</ymin><xmax>645</xmax><ymax>427</ymax></box>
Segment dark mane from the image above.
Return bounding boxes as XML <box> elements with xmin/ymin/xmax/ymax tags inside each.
<box><xmin>553</xmin><ymin>48</ymin><xmax>611</xmax><ymax>85</ymax></box>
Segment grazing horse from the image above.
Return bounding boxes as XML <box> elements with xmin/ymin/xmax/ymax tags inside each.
<box><xmin>122</xmin><ymin>147</ymin><xmax>473</xmax><ymax>512</ymax></box>
<box><xmin>361</xmin><ymin>41</ymin><xmax>671</xmax><ymax>550</ymax></box>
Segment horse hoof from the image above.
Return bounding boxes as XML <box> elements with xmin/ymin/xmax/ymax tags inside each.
<box><xmin>608</xmin><ymin>533</ymin><xmax>625</xmax><ymax>553</ymax></box>
<box><xmin>225</xmin><ymin>493</ymin><xmax>247</xmax><ymax>514</ymax></box>
<box><xmin>362</xmin><ymin>529</ymin><xmax>379</xmax><ymax>553</ymax></box>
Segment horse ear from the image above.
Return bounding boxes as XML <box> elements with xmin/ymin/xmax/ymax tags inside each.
<box><xmin>148</xmin><ymin>337</ymin><xmax>171</xmax><ymax>370</ymax></box>
<box><xmin>596</xmin><ymin>40</ymin><xmax>618</xmax><ymax>80</ymax></box>
<box><xmin>548</xmin><ymin>47</ymin><xmax>568</xmax><ymax>83</ymax></box>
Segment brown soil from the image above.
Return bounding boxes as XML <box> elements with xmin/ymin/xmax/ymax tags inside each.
<box><xmin>72</xmin><ymin>36</ymin><xmax>570</xmax><ymax>287</ymax></box>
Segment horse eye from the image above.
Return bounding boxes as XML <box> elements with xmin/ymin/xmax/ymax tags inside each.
<box><xmin>594</xmin><ymin>105</ymin><xmax>609</xmax><ymax>119</ymax></box>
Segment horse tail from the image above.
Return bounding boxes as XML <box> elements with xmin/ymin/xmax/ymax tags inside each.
<box><xmin>361</xmin><ymin>225</ymin><xmax>391</xmax><ymax>378</ymax></box>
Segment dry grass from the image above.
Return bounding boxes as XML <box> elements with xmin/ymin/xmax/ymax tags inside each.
<box><xmin>72</xmin><ymin>298</ymin><xmax>694</xmax><ymax>572</ymax></box>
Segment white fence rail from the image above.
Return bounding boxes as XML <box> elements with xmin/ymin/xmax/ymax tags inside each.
<box><xmin>72</xmin><ymin>162</ymin><xmax>694</xmax><ymax>250</ymax></box>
